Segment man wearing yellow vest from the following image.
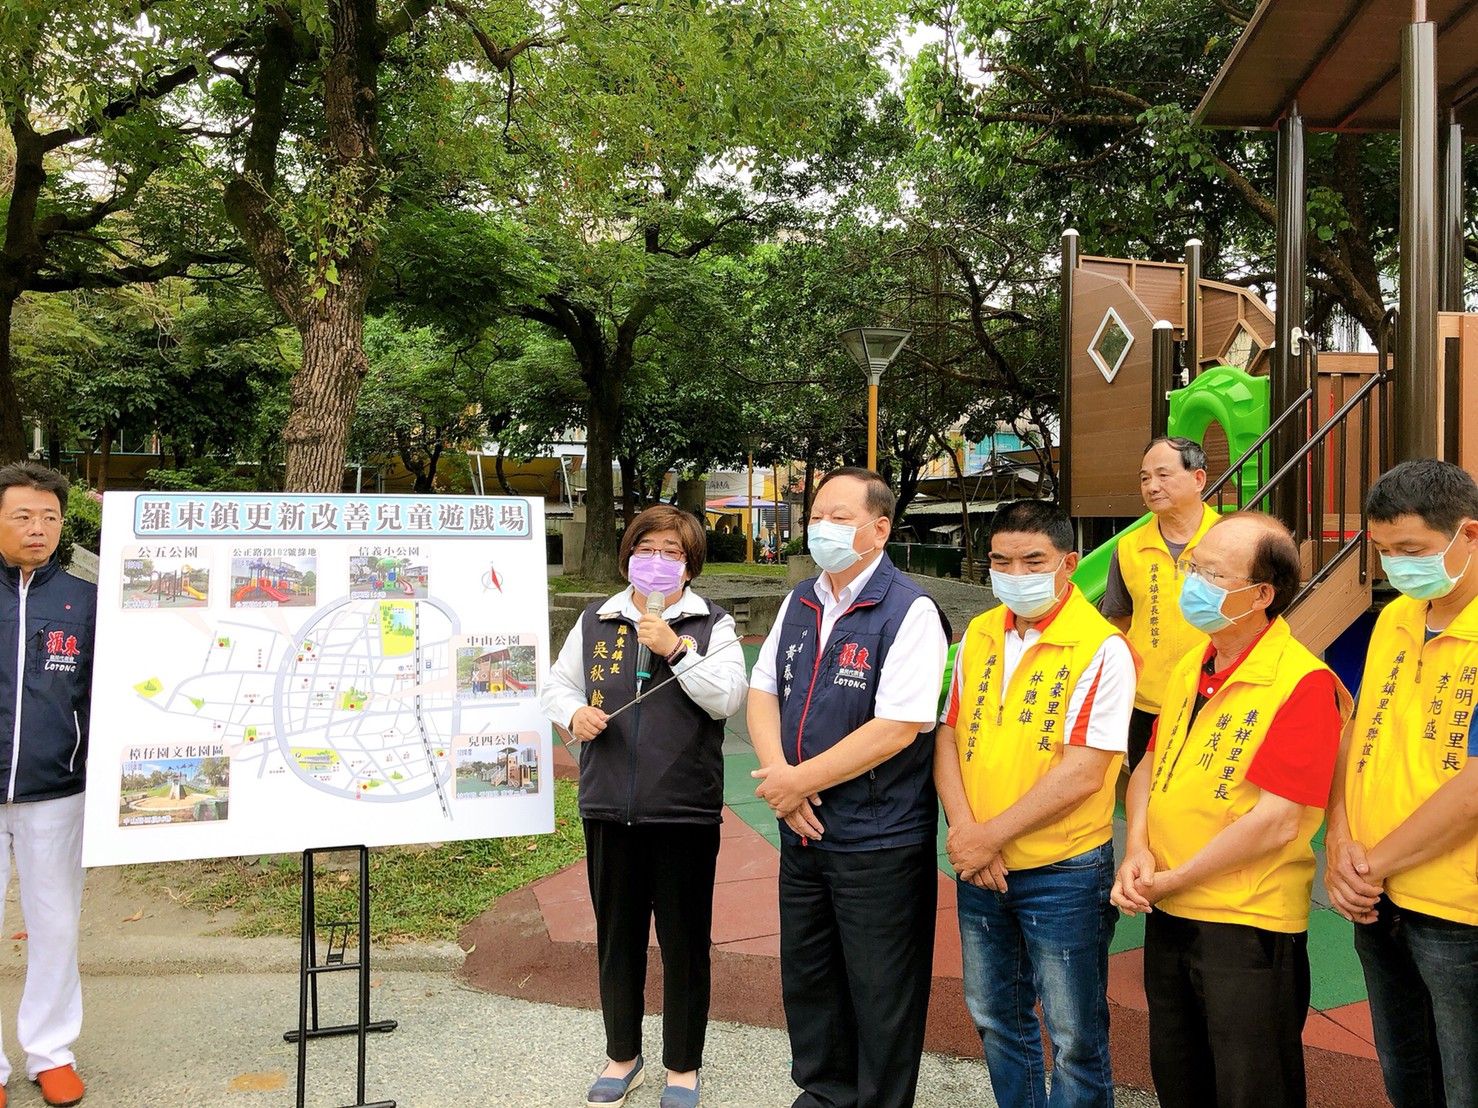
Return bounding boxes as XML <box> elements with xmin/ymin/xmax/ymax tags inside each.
<box><xmin>1100</xmin><ymin>437</ymin><xmax>1220</xmax><ymax>769</ymax></box>
<box><xmin>1324</xmin><ymin>459</ymin><xmax>1478</xmax><ymax>1108</ymax></box>
<box><xmin>1112</xmin><ymin>512</ymin><xmax>1350</xmax><ymax>1108</ymax></box>
<box><xmin>936</xmin><ymin>499</ymin><xmax>1136</xmax><ymax>1108</ymax></box>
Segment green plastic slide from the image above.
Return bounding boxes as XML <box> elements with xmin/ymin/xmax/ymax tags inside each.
<box><xmin>1069</xmin><ymin>366</ymin><xmax>1270</xmax><ymax>605</ymax></box>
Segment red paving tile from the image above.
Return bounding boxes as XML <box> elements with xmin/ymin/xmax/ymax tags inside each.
<box><xmin>1303</xmin><ymin>1010</ymin><xmax>1380</xmax><ymax>1060</ymax></box>
<box><xmin>1322</xmin><ymin>1002</ymin><xmax>1378</xmax><ymax>1050</ymax></box>
<box><xmin>720</xmin><ymin>807</ymin><xmax>761</xmax><ymax>838</ymax></box>
<box><xmin>539</xmin><ymin>883</ymin><xmax>597</xmax><ymax>944</ymax></box>
<box><xmin>713</xmin><ymin>832</ymin><xmax>781</xmax><ymax>883</ymax></box>
<box><xmin>1108</xmin><ymin>948</ymin><xmax>1148</xmax><ymax>1012</ymax></box>
<box><xmin>933</xmin><ymin>906</ymin><xmax>963</xmax><ymax>978</ymax></box>
<box><xmin>711</xmin><ymin>877</ymin><xmax>782</xmax><ymax>945</ymax></box>
<box><xmin>529</xmin><ymin>860</ymin><xmax>588</xmax><ymax>905</ymax></box>
<box><xmin>936</xmin><ymin>873</ymin><xmax>958</xmax><ymax>909</ymax></box>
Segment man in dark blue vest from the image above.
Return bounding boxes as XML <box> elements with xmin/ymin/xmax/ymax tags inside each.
<box><xmin>749</xmin><ymin>467</ymin><xmax>949</xmax><ymax>1108</ymax></box>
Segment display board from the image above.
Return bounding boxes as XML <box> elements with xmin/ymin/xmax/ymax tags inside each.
<box><xmin>83</xmin><ymin>492</ymin><xmax>552</xmax><ymax>866</ymax></box>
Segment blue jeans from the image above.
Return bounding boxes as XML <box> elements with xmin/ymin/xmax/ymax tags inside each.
<box><xmin>1354</xmin><ymin>896</ymin><xmax>1478</xmax><ymax>1108</ymax></box>
<box><xmin>957</xmin><ymin>840</ymin><xmax>1117</xmax><ymax>1108</ymax></box>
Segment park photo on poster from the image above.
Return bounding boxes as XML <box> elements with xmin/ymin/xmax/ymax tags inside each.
<box><xmin>349</xmin><ymin>551</ymin><xmax>429</xmax><ymax>599</ymax></box>
<box><xmin>118</xmin><ymin>749</ymin><xmax>230</xmax><ymax>827</ymax></box>
<box><xmin>229</xmin><ymin>551</ymin><xmax>317</xmax><ymax>608</ymax></box>
<box><xmin>454</xmin><ymin>731</ymin><xmax>541</xmax><ymax>798</ymax></box>
<box><xmin>119</xmin><ymin>545</ymin><xmax>210</xmax><ymax>610</ymax></box>
<box><xmin>455</xmin><ymin>634</ymin><xmax>538</xmax><ymax>700</ymax></box>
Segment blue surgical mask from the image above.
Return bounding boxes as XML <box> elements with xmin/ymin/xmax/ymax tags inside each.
<box><xmin>990</xmin><ymin>559</ymin><xmax>1065</xmax><ymax>619</ymax></box>
<box><xmin>1380</xmin><ymin>523</ymin><xmax>1471</xmax><ymax>601</ymax></box>
<box><xmin>808</xmin><ymin>517</ymin><xmax>880</xmax><ymax>575</ymax></box>
<box><xmin>1178</xmin><ymin>571</ymin><xmax>1257</xmax><ymax>633</ymax></box>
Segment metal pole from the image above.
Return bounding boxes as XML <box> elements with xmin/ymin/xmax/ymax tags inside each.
<box><xmin>1151</xmin><ymin>321</ymin><xmax>1174</xmax><ymax>439</ymax></box>
<box><xmin>865</xmin><ymin>378</ymin><xmax>880</xmax><ymax>471</ymax></box>
<box><xmin>1273</xmin><ymin>107</ymin><xmax>1306</xmax><ymax>527</ymax></box>
<box><xmin>745</xmin><ymin>449</ymin><xmax>755</xmax><ymax>563</ymax></box>
<box><xmin>1059</xmin><ymin>229</ymin><xmax>1079</xmax><ymax>507</ymax></box>
<box><xmin>1184</xmin><ymin>238</ymin><xmax>1202</xmax><ymax>381</ymax></box>
<box><xmin>1398</xmin><ymin>18</ymin><xmax>1439</xmax><ymax>459</ymax></box>
<box><xmin>1440</xmin><ymin>111</ymin><xmax>1465</xmax><ymax>313</ymax></box>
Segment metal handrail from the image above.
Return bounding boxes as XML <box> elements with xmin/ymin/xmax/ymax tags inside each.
<box><xmin>1201</xmin><ymin>384</ymin><xmax>1316</xmax><ymax>505</ymax></box>
<box><xmin>1244</xmin><ymin>369</ymin><xmax>1385</xmax><ymax>512</ymax></box>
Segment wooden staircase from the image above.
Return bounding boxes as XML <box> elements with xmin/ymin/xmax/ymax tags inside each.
<box><xmin>1288</xmin><ymin>545</ymin><xmax>1371</xmax><ymax>656</ymax></box>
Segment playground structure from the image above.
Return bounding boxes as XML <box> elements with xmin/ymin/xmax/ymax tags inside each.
<box><xmin>1062</xmin><ymin>0</ymin><xmax>1478</xmax><ymax>662</ymax></box>
<box><xmin>144</xmin><ymin>564</ymin><xmax>208</xmax><ymax>604</ymax></box>
<box><xmin>349</xmin><ymin>557</ymin><xmax>427</xmax><ymax>596</ymax></box>
<box><xmin>232</xmin><ymin>559</ymin><xmax>306</xmax><ymax>604</ymax></box>
<box><xmin>469</xmin><ymin>648</ymin><xmax>532</xmax><ymax>695</ymax></box>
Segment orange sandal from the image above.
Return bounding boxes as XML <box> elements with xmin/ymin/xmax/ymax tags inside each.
<box><xmin>35</xmin><ymin>1065</ymin><xmax>84</xmax><ymax>1107</ymax></box>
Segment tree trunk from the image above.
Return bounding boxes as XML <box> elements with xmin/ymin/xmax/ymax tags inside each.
<box><xmin>801</xmin><ymin>453</ymin><xmax>815</xmax><ymax>554</ymax></box>
<box><xmin>495</xmin><ymin>449</ymin><xmax>514</xmax><ymax>495</ymax></box>
<box><xmin>581</xmin><ymin>377</ymin><xmax>622</xmax><ymax>580</ymax></box>
<box><xmin>618</xmin><ymin>455</ymin><xmax>637</xmax><ymax>525</ymax></box>
<box><xmin>97</xmin><ymin>423</ymin><xmax>112</xmax><ymax>493</ymax></box>
<box><xmin>0</xmin><ymin>297</ymin><xmax>25</xmax><ymax>462</ymax></box>
<box><xmin>280</xmin><ymin>272</ymin><xmax>371</xmax><ymax>492</ymax></box>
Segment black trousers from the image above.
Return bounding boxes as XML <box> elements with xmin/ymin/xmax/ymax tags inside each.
<box><xmin>779</xmin><ymin>838</ymin><xmax>937</xmax><ymax>1108</ymax></box>
<box><xmin>584</xmin><ymin>818</ymin><xmax>721</xmax><ymax>1072</ymax></box>
<box><xmin>1144</xmin><ymin>911</ymin><xmax>1311</xmax><ymax>1108</ymax></box>
<box><xmin>1127</xmin><ymin>707</ymin><xmax>1158</xmax><ymax>772</ymax></box>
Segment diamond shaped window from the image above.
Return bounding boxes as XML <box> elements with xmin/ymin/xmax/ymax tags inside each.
<box><xmin>1223</xmin><ymin>324</ymin><xmax>1261</xmax><ymax>371</ymax></box>
<box><xmin>1089</xmin><ymin>307</ymin><xmax>1134</xmax><ymax>384</ymax></box>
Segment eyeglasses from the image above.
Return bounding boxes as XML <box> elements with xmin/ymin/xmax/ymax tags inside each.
<box><xmin>1176</xmin><ymin>557</ymin><xmax>1252</xmax><ymax>586</ymax></box>
<box><xmin>4</xmin><ymin>513</ymin><xmax>62</xmax><ymax>528</ymax></box>
<box><xmin>631</xmin><ymin>549</ymin><xmax>685</xmax><ymax>564</ymax></box>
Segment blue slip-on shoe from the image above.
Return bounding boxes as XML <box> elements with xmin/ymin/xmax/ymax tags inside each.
<box><xmin>587</xmin><ymin>1057</ymin><xmax>644</xmax><ymax>1107</ymax></box>
<box><xmin>658</xmin><ymin>1075</ymin><xmax>699</xmax><ymax>1108</ymax></box>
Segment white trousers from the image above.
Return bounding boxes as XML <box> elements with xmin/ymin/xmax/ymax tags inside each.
<box><xmin>0</xmin><ymin>793</ymin><xmax>85</xmax><ymax>1084</ymax></box>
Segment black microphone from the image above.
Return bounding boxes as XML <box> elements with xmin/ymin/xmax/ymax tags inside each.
<box><xmin>634</xmin><ymin>588</ymin><xmax>665</xmax><ymax>692</ymax></box>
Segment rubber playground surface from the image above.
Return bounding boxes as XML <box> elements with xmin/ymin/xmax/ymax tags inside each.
<box><xmin>461</xmin><ymin>643</ymin><xmax>1389</xmax><ymax>1107</ymax></box>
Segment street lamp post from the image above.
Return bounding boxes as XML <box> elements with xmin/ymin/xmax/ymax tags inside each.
<box><xmin>741</xmin><ymin>433</ymin><xmax>761</xmax><ymax>564</ymax></box>
<box><xmin>840</xmin><ymin>327</ymin><xmax>912</xmax><ymax>472</ymax></box>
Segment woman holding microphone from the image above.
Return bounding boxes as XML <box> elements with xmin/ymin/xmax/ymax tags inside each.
<box><xmin>542</xmin><ymin>505</ymin><xmax>748</xmax><ymax>1108</ymax></box>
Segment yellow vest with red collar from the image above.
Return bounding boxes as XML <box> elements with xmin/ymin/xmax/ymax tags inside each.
<box><xmin>1147</xmin><ymin>617</ymin><xmax>1351</xmax><ymax>932</ymax></box>
<box><xmin>953</xmin><ymin>585</ymin><xmax>1126</xmax><ymax>869</ymax></box>
<box><xmin>1118</xmin><ymin>504</ymin><xmax>1220</xmax><ymax>713</ymax></box>
<box><xmin>1346</xmin><ymin>595</ymin><xmax>1478</xmax><ymax>925</ymax></box>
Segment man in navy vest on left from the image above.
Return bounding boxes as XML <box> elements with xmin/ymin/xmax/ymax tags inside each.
<box><xmin>0</xmin><ymin>463</ymin><xmax>96</xmax><ymax>1108</ymax></box>
<box><xmin>749</xmin><ymin>467</ymin><xmax>949</xmax><ymax>1108</ymax></box>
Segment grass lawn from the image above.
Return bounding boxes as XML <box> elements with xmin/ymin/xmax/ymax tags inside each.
<box><xmin>704</xmin><ymin>563</ymin><xmax>788</xmax><ymax>577</ymax></box>
<box><xmin>123</xmin><ymin>778</ymin><xmax>585</xmax><ymax>944</ymax></box>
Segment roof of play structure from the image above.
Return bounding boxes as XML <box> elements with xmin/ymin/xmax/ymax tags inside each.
<box><xmin>1195</xmin><ymin>0</ymin><xmax>1478</xmax><ymax>134</ymax></box>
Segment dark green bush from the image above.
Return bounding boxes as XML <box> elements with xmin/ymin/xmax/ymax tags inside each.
<box><xmin>61</xmin><ymin>485</ymin><xmax>103</xmax><ymax>561</ymax></box>
<box><xmin>705</xmin><ymin>529</ymin><xmax>747</xmax><ymax>563</ymax></box>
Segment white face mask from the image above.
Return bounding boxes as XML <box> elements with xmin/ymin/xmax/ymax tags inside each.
<box><xmin>808</xmin><ymin>517</ymin><xmax>881</xmax><ymax>574</ymax></box>
<box><xmin>989</xmin><ymin>558</ymin><xmax>1066</xmax><ymax>619</ymax></box>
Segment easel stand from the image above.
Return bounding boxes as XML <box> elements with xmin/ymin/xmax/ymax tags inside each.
<box><xmin>283</xmin><ymin>845</ymin><xmax>398</xmax><ymax>1108</ymax></box>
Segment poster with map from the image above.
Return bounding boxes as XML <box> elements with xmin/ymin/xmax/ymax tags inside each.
<box><xmin>83</xmin><ymin>492</ymin><xmax>552</xmax><ymax>866</ymax></box>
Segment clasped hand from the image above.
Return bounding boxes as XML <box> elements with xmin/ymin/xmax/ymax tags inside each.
<box><xmin>946</xmin><ymin>821</ymin><xmax>1009</xmax><ymax>892</ymax></box>
<box><xmin>751</xmin><ymin>763</ymin><xmax>825</xmax><ymax>839</ymax></box>
<box><xmin>1323</xmin><ymin>835</ymin><xmax>1384</xmax><ymax>924</ymax></box>
<box><xmin>1110</xmin><ymin>848</ymin><xmax>1180</xmax><ymax>916</ymax></box>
